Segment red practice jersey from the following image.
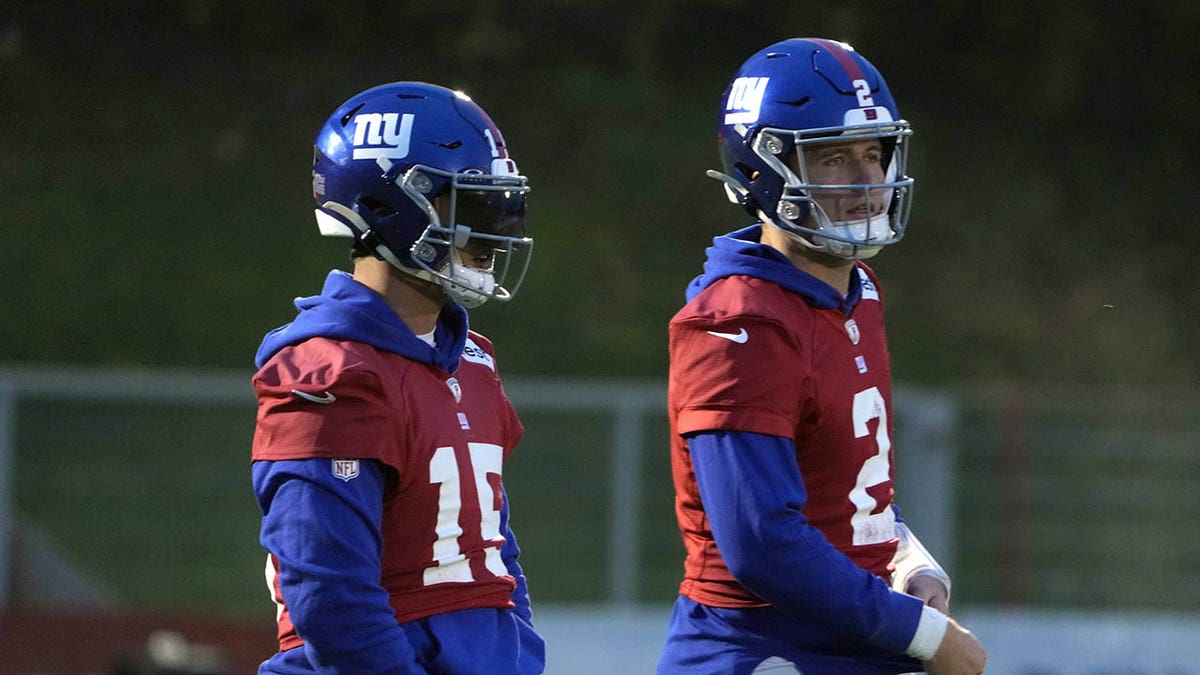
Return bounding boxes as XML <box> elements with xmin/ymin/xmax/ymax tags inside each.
<box><xmin>669</xmin><ymin>265</ymin><xmax>899</xmax><ymax>608</ymax></box>
<box><xmin>252</xmin><ymin>332</ymin><xmax>522</xmax><ymax>649</ymax></box>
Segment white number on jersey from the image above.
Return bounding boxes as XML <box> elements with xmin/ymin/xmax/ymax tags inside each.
<box><xmin>425</xmin><ymin>443</ymin><xmax>508</xmax><ymax>585</ymax></box>
<box><xmin>848</xmin><ymin>386</ymin><xmax>897</xmax><ymax>545</ymax></box>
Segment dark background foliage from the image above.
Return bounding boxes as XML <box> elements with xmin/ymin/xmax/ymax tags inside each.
<box><xmin>3</xmin><ymin>1</ymin><xmax>1197</xmax><ymax>386</ymax></box>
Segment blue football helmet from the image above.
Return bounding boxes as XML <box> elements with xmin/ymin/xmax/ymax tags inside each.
<box><xmin>710</xmin><ymin>38</ymin><xmax>914</xmax><ymax>260</ymax></box>
<box><xmin>312</xmin><ymin>82</ymin><xmax>532</xmax><ymax>307</ymax></box>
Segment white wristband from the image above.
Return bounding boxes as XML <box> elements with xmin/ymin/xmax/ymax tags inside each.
<box><xmin>905</xmin><ymin>604</ymin><xmax>948</xmax><ymax>662</ymax></box>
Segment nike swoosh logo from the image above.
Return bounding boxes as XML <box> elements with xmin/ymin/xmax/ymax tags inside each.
<box><xmin>291</xmin><ymin>389</ymin><xmax>336</xmax><ymax>404</ymax></box>
<box><xmin>706</xmin><ymin>328</ymin><xmax>748</xmax><ymax>344</ymax></box>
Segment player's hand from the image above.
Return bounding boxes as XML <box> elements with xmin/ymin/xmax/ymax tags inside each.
<box><xmin>922</xmin><ymin>616</ymin><xmax>986</xmax><ymax>675</ymax></box>
<box><xmin>906</xmin><ymin>574</ymin><xmax>950</xmax><ymax>614</ymax></box>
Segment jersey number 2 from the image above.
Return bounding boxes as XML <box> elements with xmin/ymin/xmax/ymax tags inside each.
<box><xmin>425</xmin><ymin>443</ymin><xmax>508</xmax><ymax>585</ymax></box>
<box><xmin>849</xmin><ymin>386</ymin><xmax>896</xmax><ymax>545</ymax></box>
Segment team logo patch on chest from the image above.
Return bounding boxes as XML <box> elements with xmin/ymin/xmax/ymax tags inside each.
<box><xmin>845</xmin><ymin>319</ymin><xmax>861</xmax><ymax>345</ymax></box>
<box><xmin>446</xmin><ymin>377</ymin><xmax>462</xmax><ymax>403</ymax></box>
<box><xmin>331</xmin><ymin>459</ymin><xmax>360</xmax><ymax>482</ymax></box>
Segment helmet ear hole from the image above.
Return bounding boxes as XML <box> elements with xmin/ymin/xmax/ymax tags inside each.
<box><xmin>359</xmin><ymin>196</ymin><xmax>397</xmax><ymax>219</ymax></box>
<box><xmin>734</xmin><ymin>162</ymin><xmax>759</xmax><ymax>182</ymax></box>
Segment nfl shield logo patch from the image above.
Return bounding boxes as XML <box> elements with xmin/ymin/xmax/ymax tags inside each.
<box><xmin>332</xmin><ymin>459</ymin><xmax>360</xmax><ymax>482</ymax></box>
<box><xmin>446</xmin><ymin>377</ymin><xmax>462</xmax><ymax>403</ymax></box>
<box><xmin>845</xmin><ymin>319</ymin><xmax>861</xmax><ymax>345</ymax></box>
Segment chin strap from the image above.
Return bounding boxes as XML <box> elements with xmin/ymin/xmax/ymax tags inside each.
<box><xmin>760</xmin><ymin>210</ymin><xmax>889</xmax><ymax>262</ymax></box>
<box><xmin>438</xmin><ymin>247</ymin><xmax>506</xmax><ymax>309</ymax></box>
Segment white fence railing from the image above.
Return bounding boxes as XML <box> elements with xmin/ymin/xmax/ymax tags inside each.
<box><xmin>0</xmin><ymin>365</ymin><xmax>956</xmax><ymax>610</ymax></box>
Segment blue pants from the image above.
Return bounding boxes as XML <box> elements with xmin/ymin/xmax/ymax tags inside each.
<box><xmin>658</xmin><ymin>596</ymin><xmax>921</xmax><ymax>675</ymax></box>
<box><xmin>261</xmin><ymin>607</ymin><xmax>544</xmax><ymax>674</ymax></box>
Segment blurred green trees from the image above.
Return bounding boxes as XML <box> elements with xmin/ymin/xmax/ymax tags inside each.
<box><xmin>2</xmin><ymin>1</ymin><xmax>1196</xmax><ymax>385</ymax></box>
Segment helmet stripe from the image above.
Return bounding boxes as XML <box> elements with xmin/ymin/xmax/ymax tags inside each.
<box><xmin>805</xmin><ymin>38</ymin><xmax>866</xmax><ymax>83</ymax></box>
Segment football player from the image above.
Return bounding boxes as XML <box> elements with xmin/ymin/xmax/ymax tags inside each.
<box><xmin>250</xmin><ymin>82</ymin><xmax>544</xmax><ymax>674</ymax></box>
<box><xmin>659</xmin><ymin>38</ymin><xmax>987</xmax><ymax>674</ymax></box>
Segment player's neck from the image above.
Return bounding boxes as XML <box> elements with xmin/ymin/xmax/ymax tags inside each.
<box><xmin>353</xmin><ymin>258</ymin><xmax>445</xmax><ymax>335</ymax></box>
<box><xmin>794</xmin><ymin>255</ymin><xmax>854</xmax><ymax>296</ymax></box>
<box><xmin>761</xmin><ymin>224</ymin><xmax>856</xmax><ymax>296</ymax></box>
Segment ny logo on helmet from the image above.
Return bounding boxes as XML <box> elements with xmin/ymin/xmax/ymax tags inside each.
<box><xmin>724</xmin><ymin>77</ymin><xmax>770</xmax><ymax>125</ymax></box>
<box><xmin>351</xmin><ymin>112</ymin><xmax>415</xmax><ymax>160</ymax></box>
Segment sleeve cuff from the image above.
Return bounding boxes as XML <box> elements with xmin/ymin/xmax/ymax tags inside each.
<box><xmin>891</xmin><ymin>521</ymin><xmax>952</xmax><ymax>604</ymax></box>
<box><xmin>905</xmin><ymin>604</ymin><xmax>948</xmax><ymax>662</ymax></box>
<box><xmin>905</xmin><ymin>568</ymin><xmax>952</xmax><ymax>602</ymax></box>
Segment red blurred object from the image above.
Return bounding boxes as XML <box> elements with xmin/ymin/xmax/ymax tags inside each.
<box><xmin>0</xmin><ymin>609</ymin><xmax>276</xmax><ymax>674</ymax></box>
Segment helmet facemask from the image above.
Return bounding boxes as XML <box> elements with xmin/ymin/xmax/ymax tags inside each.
<box><xmin>395</xmin><ymin>161</ymin><xmax>533</xmax><ymax>308</ymax></box>
<box><xmin>752</xmin><ymin>119</ymin><xmax>913</xmax><ymax>260</ymax></box>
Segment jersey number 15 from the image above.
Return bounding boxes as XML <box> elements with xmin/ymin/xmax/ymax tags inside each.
<box><xmin>425</xmin><ymin>443</ymin><xmax>509</xmax><ymax>585</ymax></box>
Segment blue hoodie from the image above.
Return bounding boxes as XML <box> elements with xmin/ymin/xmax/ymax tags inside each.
<box><xmin>252</xmin><ymin>270</ymin><xmax>543</xmax><ymax>674</ymax></box>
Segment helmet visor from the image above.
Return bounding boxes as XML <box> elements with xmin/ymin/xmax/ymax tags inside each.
<box><xmin>448</xmin><ymin>187</ymin><xmax>527</xmax><ymax>238</ymax></box>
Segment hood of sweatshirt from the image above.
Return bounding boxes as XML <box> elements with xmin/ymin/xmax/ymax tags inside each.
<box><xmin>254</xmin><ymin>270</ymin><xmax>468</xmax><ymax>372</ymax></box>
<box><xmin>685</xmin><ymin>224</ymin><xmax>865</xmax><ymax>315</ymax></box>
